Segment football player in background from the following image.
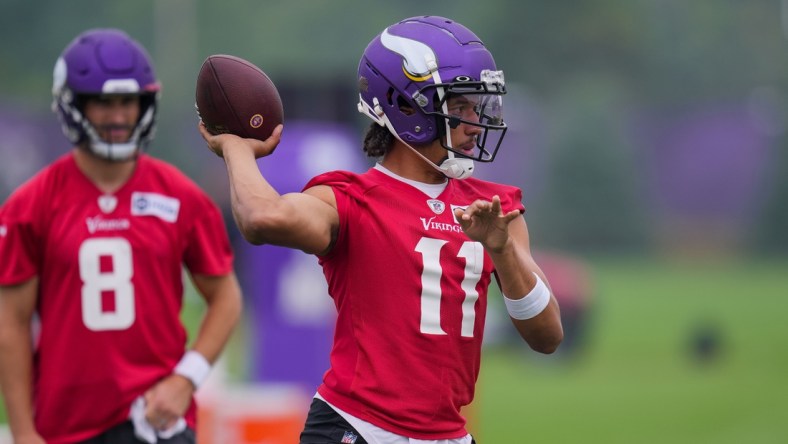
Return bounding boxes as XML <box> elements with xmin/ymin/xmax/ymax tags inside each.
<box><xmin>0</xmin><ymin>29</ymin><xmax>242</xmax><ymax>444</ymax></box>
<box><xmin>200</xmin><ymin>16</ymin><xmax>563</xmax><ymax>444</ymax></box>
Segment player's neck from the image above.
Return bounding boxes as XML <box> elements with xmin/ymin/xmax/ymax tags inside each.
<box><xmin>73</xmin><ymin>148</ymin><xmax>138</xmax><ymax>194</ymax></box>
<box><xmin>380</xmin><ymin>141</ymin><xmax>447</xmax><ymax>184</ymax></box>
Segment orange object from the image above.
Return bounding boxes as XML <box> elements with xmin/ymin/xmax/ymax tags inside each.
<box><xmin>196</xmin><ymin>383</ymin><xmax>309</xmax><ymax>444</ymax></box>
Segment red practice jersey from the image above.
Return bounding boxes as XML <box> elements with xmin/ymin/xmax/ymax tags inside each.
<box><xmin>306</xmin><ymin>168</ymin><xmax>524</xmax><ymax>439</ymax></box>
<box><xmin>0</xmin><ymin>153</ymin><xmax>233</xmax><ymax>443</ymax></box>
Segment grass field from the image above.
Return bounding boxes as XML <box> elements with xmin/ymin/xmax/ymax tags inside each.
<box><xmin>475</xmin><ymin>256</ymin><xmax>788</xmax><ymax>443</ymax></box>
<box><xmin>2</xmin><ymin>256</ymin><xmax>786</xmax><ymax>443</ymax></box>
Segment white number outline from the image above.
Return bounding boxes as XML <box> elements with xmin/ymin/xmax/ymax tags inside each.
<box><xmin>415</xmin><ymin>237</ymin><xmax>483</xmax><ymax>337</ymax></box>
<box><xmin>78</xmin><ymin>237</ymin><xmax>135</xmax><ymax>331</ymax></box>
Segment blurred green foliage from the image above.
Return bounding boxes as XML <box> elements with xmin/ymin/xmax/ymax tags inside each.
<box><xmin>3</xmin><ymin>1</ymin><xmax>787</xmax><ymax>105</ymax></box>
<box><xmin>3</xmin><ymin>0</ymin><xmax>787</xmax><ymax>255</ymax></box>
<box><xmin>2</xmin><ymin>2</ymin><xmax>786</xmax><ymax>440</ymax></box>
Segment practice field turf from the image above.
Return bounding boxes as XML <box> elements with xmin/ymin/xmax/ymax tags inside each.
<box><xmin>2</xmin><ymin>257</ymin><xmax>786</xmax><ymax>443</ymax></box>
<box><xmin>475</xmin><ymin>257</ymin><xmax>788</xmax><ymax>443</ymax></box>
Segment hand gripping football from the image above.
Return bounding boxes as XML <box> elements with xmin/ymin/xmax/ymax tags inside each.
<box><xmin>195</xmin><ymin>54</ymin><xmax>283</xmax><ymax>140</ymax></box>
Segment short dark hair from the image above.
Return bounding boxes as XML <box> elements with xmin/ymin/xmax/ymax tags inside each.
<box><xmin>362</xmin><ymin>122</ymin><xmax>395</xmax><ymax>158</ymax></box>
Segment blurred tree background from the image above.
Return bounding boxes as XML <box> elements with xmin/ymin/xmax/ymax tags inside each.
<box><xmin>2</xmin><ymin>0</ymin><xmax>786</xmax><ymax>256</ymax></box>
<box><xmin>1</xmin><ymin>1</ymin><xmax>787</xmax><ymax>442</ymax></box>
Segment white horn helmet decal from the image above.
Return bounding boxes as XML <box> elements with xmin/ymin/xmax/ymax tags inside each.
<box><xmin>380</xmin><ymin>28</ymin><xmax>436</xmax><ymax>82</ymax></box>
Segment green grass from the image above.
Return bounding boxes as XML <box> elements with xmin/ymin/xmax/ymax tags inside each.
<box><xmin>3</xmin><ymin>257</ymin><xmax>787</xmax><ymax>443</ymax></box>
<box><xmin>474</xmin><ymin>257</ymin><xmax>788</xmax><ymax>443</ymax></box>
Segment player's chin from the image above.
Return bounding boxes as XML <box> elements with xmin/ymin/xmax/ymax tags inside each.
<box><xmin>99</xmin><ymin>131</ymin><xmax>133</xmax><ymax>143</ymax></box>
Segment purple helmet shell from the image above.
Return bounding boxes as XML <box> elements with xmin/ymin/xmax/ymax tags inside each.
<box><xmin>357</xmin><ymin>16</ymin><xmax>507</xmax><ymax>161</ymax></box>
<box><xmin>52</xmin><ymin>28</ymin><xmax>161</xmax><ymax>160</ymax></box>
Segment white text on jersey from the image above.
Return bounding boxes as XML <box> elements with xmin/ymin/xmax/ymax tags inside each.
<box><xmin>86</xmin><ymin>216</ymin><xmax>131</xmax><ymax>234</ymax></box>
<box><xmin>420</xmin><ymin>216</ymin><xmax>464</xmax><ymax>233</ymax></box>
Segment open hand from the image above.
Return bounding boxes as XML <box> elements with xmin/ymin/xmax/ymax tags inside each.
<box><xmin>454</xmin><ymin>195</ymin><xmax>521</xmax><ymax>253</ymax></box>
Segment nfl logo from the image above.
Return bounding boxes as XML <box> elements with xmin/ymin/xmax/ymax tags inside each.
<box><xmin>341</xmin><ymin>430</ymin><xmax>358</xmax><ymax>443</ymax></box>
<box><xmin>426</xmin><ymin>199</ymin><xmax>445</xmax><ymax>214</ymax></box>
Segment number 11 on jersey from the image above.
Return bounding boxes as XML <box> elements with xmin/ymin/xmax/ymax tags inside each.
<box><xmin>415</xmin><ymin>237</ymin><xmax>484</xmax><ymax>338</ymax></box>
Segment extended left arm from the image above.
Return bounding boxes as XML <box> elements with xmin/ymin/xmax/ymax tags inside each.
<box><xmin>488</xmin><ymin>218</ymin><xmax>563</xmax><ymax>353</ymax></box>
<box><xmin>455</xmin><ymin>196</ymin><xmax>563</xmax><ymax>354</ymax></box>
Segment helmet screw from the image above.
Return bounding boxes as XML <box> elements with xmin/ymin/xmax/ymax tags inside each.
<box><xmin>414</xmin><ymin>126</ymin><xmax>422</xmax><ymax>133</ymax></box>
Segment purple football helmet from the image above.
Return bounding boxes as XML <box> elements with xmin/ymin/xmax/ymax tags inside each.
<box><xmin>52</xmin><ymin>29</ymin><xmax>161</xmax><ymax>160</ymax></box>
<box><xmin>357</xmin><ymin>16</ymin><xmax>507</xmax><ymax>179</ymax></box>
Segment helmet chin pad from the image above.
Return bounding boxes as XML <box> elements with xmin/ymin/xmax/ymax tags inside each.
<box><xmin>84</xmin><ymin>141</ymin><xmax>138</xmax><ymax>161</ymax></box>
<box><xmin>439</xmin><ymin>156</ymin><xmax>474</xmax><ymax>179</ymax></box>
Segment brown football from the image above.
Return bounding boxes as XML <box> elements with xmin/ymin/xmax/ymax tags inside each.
<box><xmin>195</xmin><ymin>54</ymin><xmax>283</xmax><ymax>140</ymax></box>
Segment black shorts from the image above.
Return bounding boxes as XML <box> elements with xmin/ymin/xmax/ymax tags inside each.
<box><xmin>299</xmin><ymin>398</ymin><xmax>477</xmax><ymax>444</ymax></box>
<box><xmin>78</xmin><ymin>420</ymin><xmax>195</xmax><ymax>444</ymax></box>
<box><xmin>300</xmin><ymin>398</ymin><xmax>368</xmax><ymax>444</ymax></box>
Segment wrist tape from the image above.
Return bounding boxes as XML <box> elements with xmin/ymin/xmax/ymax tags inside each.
<box><xmin>174</xmin><ymin>350</ymin><xmax>211</xmax><ymax>389</ymax></box>
<box><xmin>503</xmin><ymin>273</ymin><xmax>551</xmax><ymax>320</ymax></box>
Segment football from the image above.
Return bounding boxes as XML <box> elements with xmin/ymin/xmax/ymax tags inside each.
<box><xmin>195</xmin><ymin>54</ymin><xmax>283</xmax><ymax>140</ymax></box>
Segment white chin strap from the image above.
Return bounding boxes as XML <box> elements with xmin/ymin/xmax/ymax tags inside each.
<box><xmin>88</xmin><ymin>141</ymin><xmax>138</xmax><ymax>161</ymax></box>
<box><xmin>438</xmin><ymin>153</ymin><xmax>475</xmax><ymax>179</ymax></box>
<box><xmin>381</xmin><ymin>112</ymin><xmax>475</xmax><ymax>179</ymax></box>
<box><xmin>358</xmin><ymin>95</ymin><xmax>475</xmax><ymax>180</ymax></box>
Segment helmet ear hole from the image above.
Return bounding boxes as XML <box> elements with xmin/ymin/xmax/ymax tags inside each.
<box><xmin>395</xmin><ymin>95</ymin><xmax>415</xmax><ymax>116</ymax></box>
<box><xmin>385</xmin><ymin>87</ymin><xmax>396</xmax><ymax>107</ymax></box>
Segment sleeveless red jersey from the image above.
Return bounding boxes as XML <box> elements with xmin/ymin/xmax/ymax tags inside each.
<box><xmin>0</xmin><ymin>153</ymin><xmax>233</xmax><ymax>443</ymax></box>
<box><xmin>305</xmin><ymin>168</ymin><xmax>524</xmax><ymax>439</ymax></box>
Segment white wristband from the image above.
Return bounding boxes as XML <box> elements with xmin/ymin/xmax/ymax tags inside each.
<box><xmin>174</xmin><ymin>351</ymin><xmax>211</xmax><ymax>389</ymax></box>
<box><xmin>503</xmin><ymin>273</ymin><xmax>551</xmax><ymax>320</ymax></box>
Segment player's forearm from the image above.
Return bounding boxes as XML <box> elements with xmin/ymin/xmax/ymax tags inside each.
<box><xmin>222</xmin><ymin>146</ymin><xmax>285</xmax><ymax>244</ymax></box>
<box><xmin>0</xmin><ymin>322</ymin><xmax>38</xmax><ymax>437</ymax></box>
<box><xmin>488</xmin><ymin>245</ymin><xmax>564</xmax><ymax>353</ymax></box>
<box><xmin>487</xmin><ymin>239</ymin><xmax>538</xmax><ymax>298</ymax></box>
<box><xmin>0</xmin><ymin>282</ymin><xmax>40</xmax><ymax>436</ymax></box>
<box><xmin>189</xmin><ymin>274</ymin><xmax>242</xmax><ymax>364</ymax></box>
<box><xmin>511</xmin><ymin>301</ymin><xmax>563</xmax><ymax>354</ymax></box>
